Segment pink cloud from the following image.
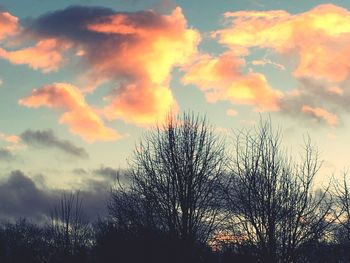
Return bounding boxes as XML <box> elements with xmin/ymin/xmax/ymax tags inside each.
<box><xmin>103</xmin><ymin>81</ymin><xmax>178</xmax><ymax>126</ymax></box>
<box><xmin>0</xmin><ymin>133</ymin><xmax>20</xmax><ymax>144</ymax></box>
<box><xmin>302</xmin><ymin>105</ymin><xmax>339</xmax><ymax>126</ymax></box>
<box><xmin>83</xmin><ymin>7</ymin><xmax>199</xmax><ymax>125</ymax></box>
<box><xmin>0</xmin><ymin>12</ymin><xmax>18</xmax><ymax>41</ymax></box>
<box><xmin>0</xmin><ymin>39</ymin><xmax>69</xmax><ymax>73</ymax></box>
<box><xmin>215</xmin><ymin>4</ymin><xmax>350</xmax><ymax>83</ymax></box>
<box><xmin>327</xmin><ymin>86</ymin><xmax>343</xmax><ymax>95</ymax></box>
<box><xmin>19</xmin><ymin>83</ymin><xmax>119</xmax><ymax>142</ymax></box>
<box><xmin>182</xmin><ymin>52</ymin><xmax>282</xmax><ymax>111</ymax></box>
<box><xmin>22</xmin><ymin>7</ymin><xmax>199</xmax><ymax>126</ymax></box>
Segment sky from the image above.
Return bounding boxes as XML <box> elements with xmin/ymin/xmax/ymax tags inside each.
<box><xmin>1</xmin><ymin>0</ymin><xmax>350</xmax><ymax>221</ymax></box>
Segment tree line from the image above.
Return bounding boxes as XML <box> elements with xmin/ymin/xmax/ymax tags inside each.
<box><xmin>0</xmin><ymin>113</ymin><xmax>350</xmax><ymax>263</ymax></box>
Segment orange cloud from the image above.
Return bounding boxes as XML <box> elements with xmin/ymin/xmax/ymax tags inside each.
<box><xmin>4</xmin><ymin>6</ymin><xmax>199</xmax><ymax>128</ymax></box>
<box><xmin>0</xmin><ymin>133</ymin><xmax>20</xmax><ymax>144</ymax></box>
<box><xmin>104</xmin><ymin>81</ymin><xmax>178</xmax><ymax>126</ymax></box>
<box><xmin>182</xmin><ymin>52</ymin><xmax>282</xmax><ymax>110</ymax></box>
<box><xmin>0</xmin><ymin>12</ymin><xmax>18</xmax><ymax>41</ymax></box>
<box><xmin>0</xmin><ymin>39</ymin><xmax>68</xmax><ymax>73</ymax></box>
<box><xmin>215</xmin><ymin>4</ymin><xmax>350</xmax><ymax>82</ymax></box>
<box><xmin>302</xmin><ymin>105</ymin><xmax>339</xmax><ymax>126</ymax></box>
<box><xmin>0</xmin><ymin>12</ymin><xmax>68</xmax><ymax>74</ymax></box>
<box><xmin>82</xmin><ymin>7</ymin><xmax>199</xmax><ymax>125</ymax></box>
<box><xmin>19</xmin><ymin>83</ymin><xmax>119</xmax><ymax>142</ymax></box>
<box><xmin>327</xmin><ymin>86</ymin><xmax>343</xmax><ymax>95</ymax></box>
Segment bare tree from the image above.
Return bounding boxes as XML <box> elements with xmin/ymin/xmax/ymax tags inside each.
<box><xmin>225</xmin><ymin>119</ymin><xmax>332</xmax><ymax>263</ymax></box>
<box><xmin>108</xmin><ymin>187</ymin><xmax>161</xmax><ymax>234</ymax></box>
<box><xmin>128</xmin><ymin>112</ymin><xmax>226</xmax><ymax>244</ymax></box>
<box><xmin>333</xmin><ymin>171</ymin><xmax>350</xmax><ymax>261</ymax></box>
<box><xmin>48</xmin><ymin>192</ymin><xmax>91</xmax><ymax>260</ymax></box>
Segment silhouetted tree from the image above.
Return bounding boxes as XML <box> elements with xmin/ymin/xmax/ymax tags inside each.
<box><xmin>101</xmin><ymin>113</ymin><xmax>226</xmax><ymax>262</ymax></box>
<box><xmin>128</xmin><ymin>112</ymin><xmax>226</xmax><ymax>245</ymax></box>
<box><xmin>108</xmin><ymin>185</ymin><xmax>160</xmax><ymax>234</ymax></box>
<box><xmin>333</xmin><ymin>172</ymin><xmax>350</xmax><ymax>261</ymax></box>
<box><xmin>224</xmin><ymin>119</ymin><xmax>332</xmax><ymax>263</ymax></box>
<box><xmin>47</xmin><ymin>192</ymin><xmax>91</xmax><ymax>263</ymax></box>
<box><xmin>0</xmin><ymin>219</ymin><xmax>48</xmax><ymax>263</ymax></box>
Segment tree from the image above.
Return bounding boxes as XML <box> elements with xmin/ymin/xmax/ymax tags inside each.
<box><xmin>225</xmin><ymin>119</ymin><xmax>332</xmax><ymax>263</ymax></box>
<box><xmin>128</xmin><ymin>112</ymin><xmax>226</xmax><ymax>244</ymax></box>
<box><xmin>333</xmin><ymin>172</ymin><xmax>350</xmax><ymax>261</ymax></box>
<box><xmin>96</xmin><ymin>190</ymin><xmax>182</xmax><ymax>263</ymax></box>
<box><xmin>0</xmin><ymin>219</ymin><xmax>48</xmax><ymax>263</ymax></box>
<box><xmin>48</xmin><ymin>192</ymin><xmax>91</xmax><ymax>263</ymax></box>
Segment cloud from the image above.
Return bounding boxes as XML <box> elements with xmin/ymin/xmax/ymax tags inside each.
<box><xmin>278</xmin><ymin>78</ymin><xmax>350</xmax><ymax>126</ymax></box>
<box><xmin>0</xmin><ymin>170</ymin><xmax>113</xmax><ymax>223</ymax></box>
<box><xmin>0</xmin><ymin>11</ymin><xmax>18</xmax><ymax>41</ymax></box>
<box><xmin>103</xmin><ymin>81</ymin><xmax>178</xmax><ymax>125</ymax></box>
<box><xmin>227</xmin><ymin>109</ymin><xmax>238</xmax><ymax>116</ymax></box>
<box><xmin>215</xmin><ymin>4</ymin><xmax>350</xmax><ymax>83</ymax></box>
<box><xmin>182</xmin><ymin>52</ymin><xmax>282</xmax><ymax>111</ymax></box>
<box><xmin>0</xmin><ymin>39</ymin><xmax>68</xmax><ymax>73</ymax></box>
<box><xmin>0</xmin><ymin>12</ymin><xmax>67</xmax><ymax>73</ymax></box>
<box><xmin>209</xmin><ymin>4</ymin><xmax>350</xmax><ymax>125</ymax></box>
<box><xmin>19</xmin><ymin>83</ymin><xmax>119</xmax><ymax>142</ymax></box>
<box><xmin>0</xmin><ymin>170</ymin><xmax>57</xmax><ymax>222</ymax></box>
<box><xmin>72</xmin><ymin>168</ymin><xmax>88</xmax><ymax>175</ymax></box>
<box><xmin>23</xmin><ymin>5</ymin><xmax>199</xmax><ymax>126</ymax></box>
<box><xmin>0</xmin><ymin>148</ymin><xmax>15</xmax><ymax>161</ymax></box>
<box><xmin>94</xmin><ymin>166</ymin><xmax>119</xmax><ymax>180</ymax></box>
<box><xmin>301</xmin><ymin>105</ymin><xmax>339</xmax><ymax>126</ymax></box>
<box><xmin>251</xmin><ymin>59</ymin><xmax>285</xmax><ymax>70</ymax></box>
<box><xmin>72</xmin><ymin>166</ymin><xmax>129</xmax><ymax>185</ymax></box>
<box><xmin>20</xmin><ymin>129</ymin><xmax>89</xmax><ymax>158</ymax></box>
<box><xmin>0</xmin><ymin>133</ymin><xmax>21</xmax><ymax>160</ymax></box>
<box><xmin>327</xmin><ymin>86</ymin><xmax>343</xmax><ymax>95</ymax></box>
<box><xmin>0</xmin><ymin>133</ymin><xmax>20</xmax><ymax>143</ymax></box>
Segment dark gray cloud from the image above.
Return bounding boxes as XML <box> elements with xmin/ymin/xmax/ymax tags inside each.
<box><xmin>0</xmin><ymin>169</ymin><xmax>114</xmax><ymax>223</ymax></box>
<box><xmin>27</xmin><ymin>5</ymin><xmax>169</xmax><ymax>40</ymax></box>
<box><xmin>21</xmin><ymin>129</ymin><xmax>89</xmax><ymax>158</ymax></box>
<box><xmin>71</xmin><ymin>166</ymin><xmax>129</xmax><ymax>194</ymax></box>
<box><xmin>72</xmin><ymin>166</ymin><xmax>128</xmax><ymax>183</ymax></box>
<box><xmin>72</xmin><ymin>168</ymin><xmax>89</xmax><ymax>175</ymax></box>
<box><xmin>25</xmin><ymin>5</ymin><xmax>115</xmax><ymax>42</ymax></box>
<box><xmin>94</xmin><ymin>166</ymin><xmax>120</xmax><ymax>181</ymax></box>
<box><xmin>0</xmin><ymin>170</ymin><xmax>57</xmax><ymax>223</ymax></box>
<box><xmin>0</xmin><ymin>148</ymin><xmax>14</xmax><ymax>161</ymax></box>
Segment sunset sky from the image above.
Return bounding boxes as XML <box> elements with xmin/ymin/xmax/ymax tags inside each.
<box><xmin>1</xmin><ymin>0</ymin><xmax>350</xmax><ymax>221</ymax></box>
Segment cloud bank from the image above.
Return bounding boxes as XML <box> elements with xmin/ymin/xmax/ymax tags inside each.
<box><xmin>3</xmin><ymin>4</ymin><xmax>350</xmax><ymax>132</ymax></box>
<box><xmin>210</xmin><ymin>4</ymin><xmax>350</xmax><ymax>125</ymax></box>
<box><xmin>0</xmin><ymin>169</ymin><xmax>120</xmax><ymax>223</ymax></box>
<box><xmin>0</xmin><ymin>5</ymin><xmax>202</xmax><ymax>140</ymax></box>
